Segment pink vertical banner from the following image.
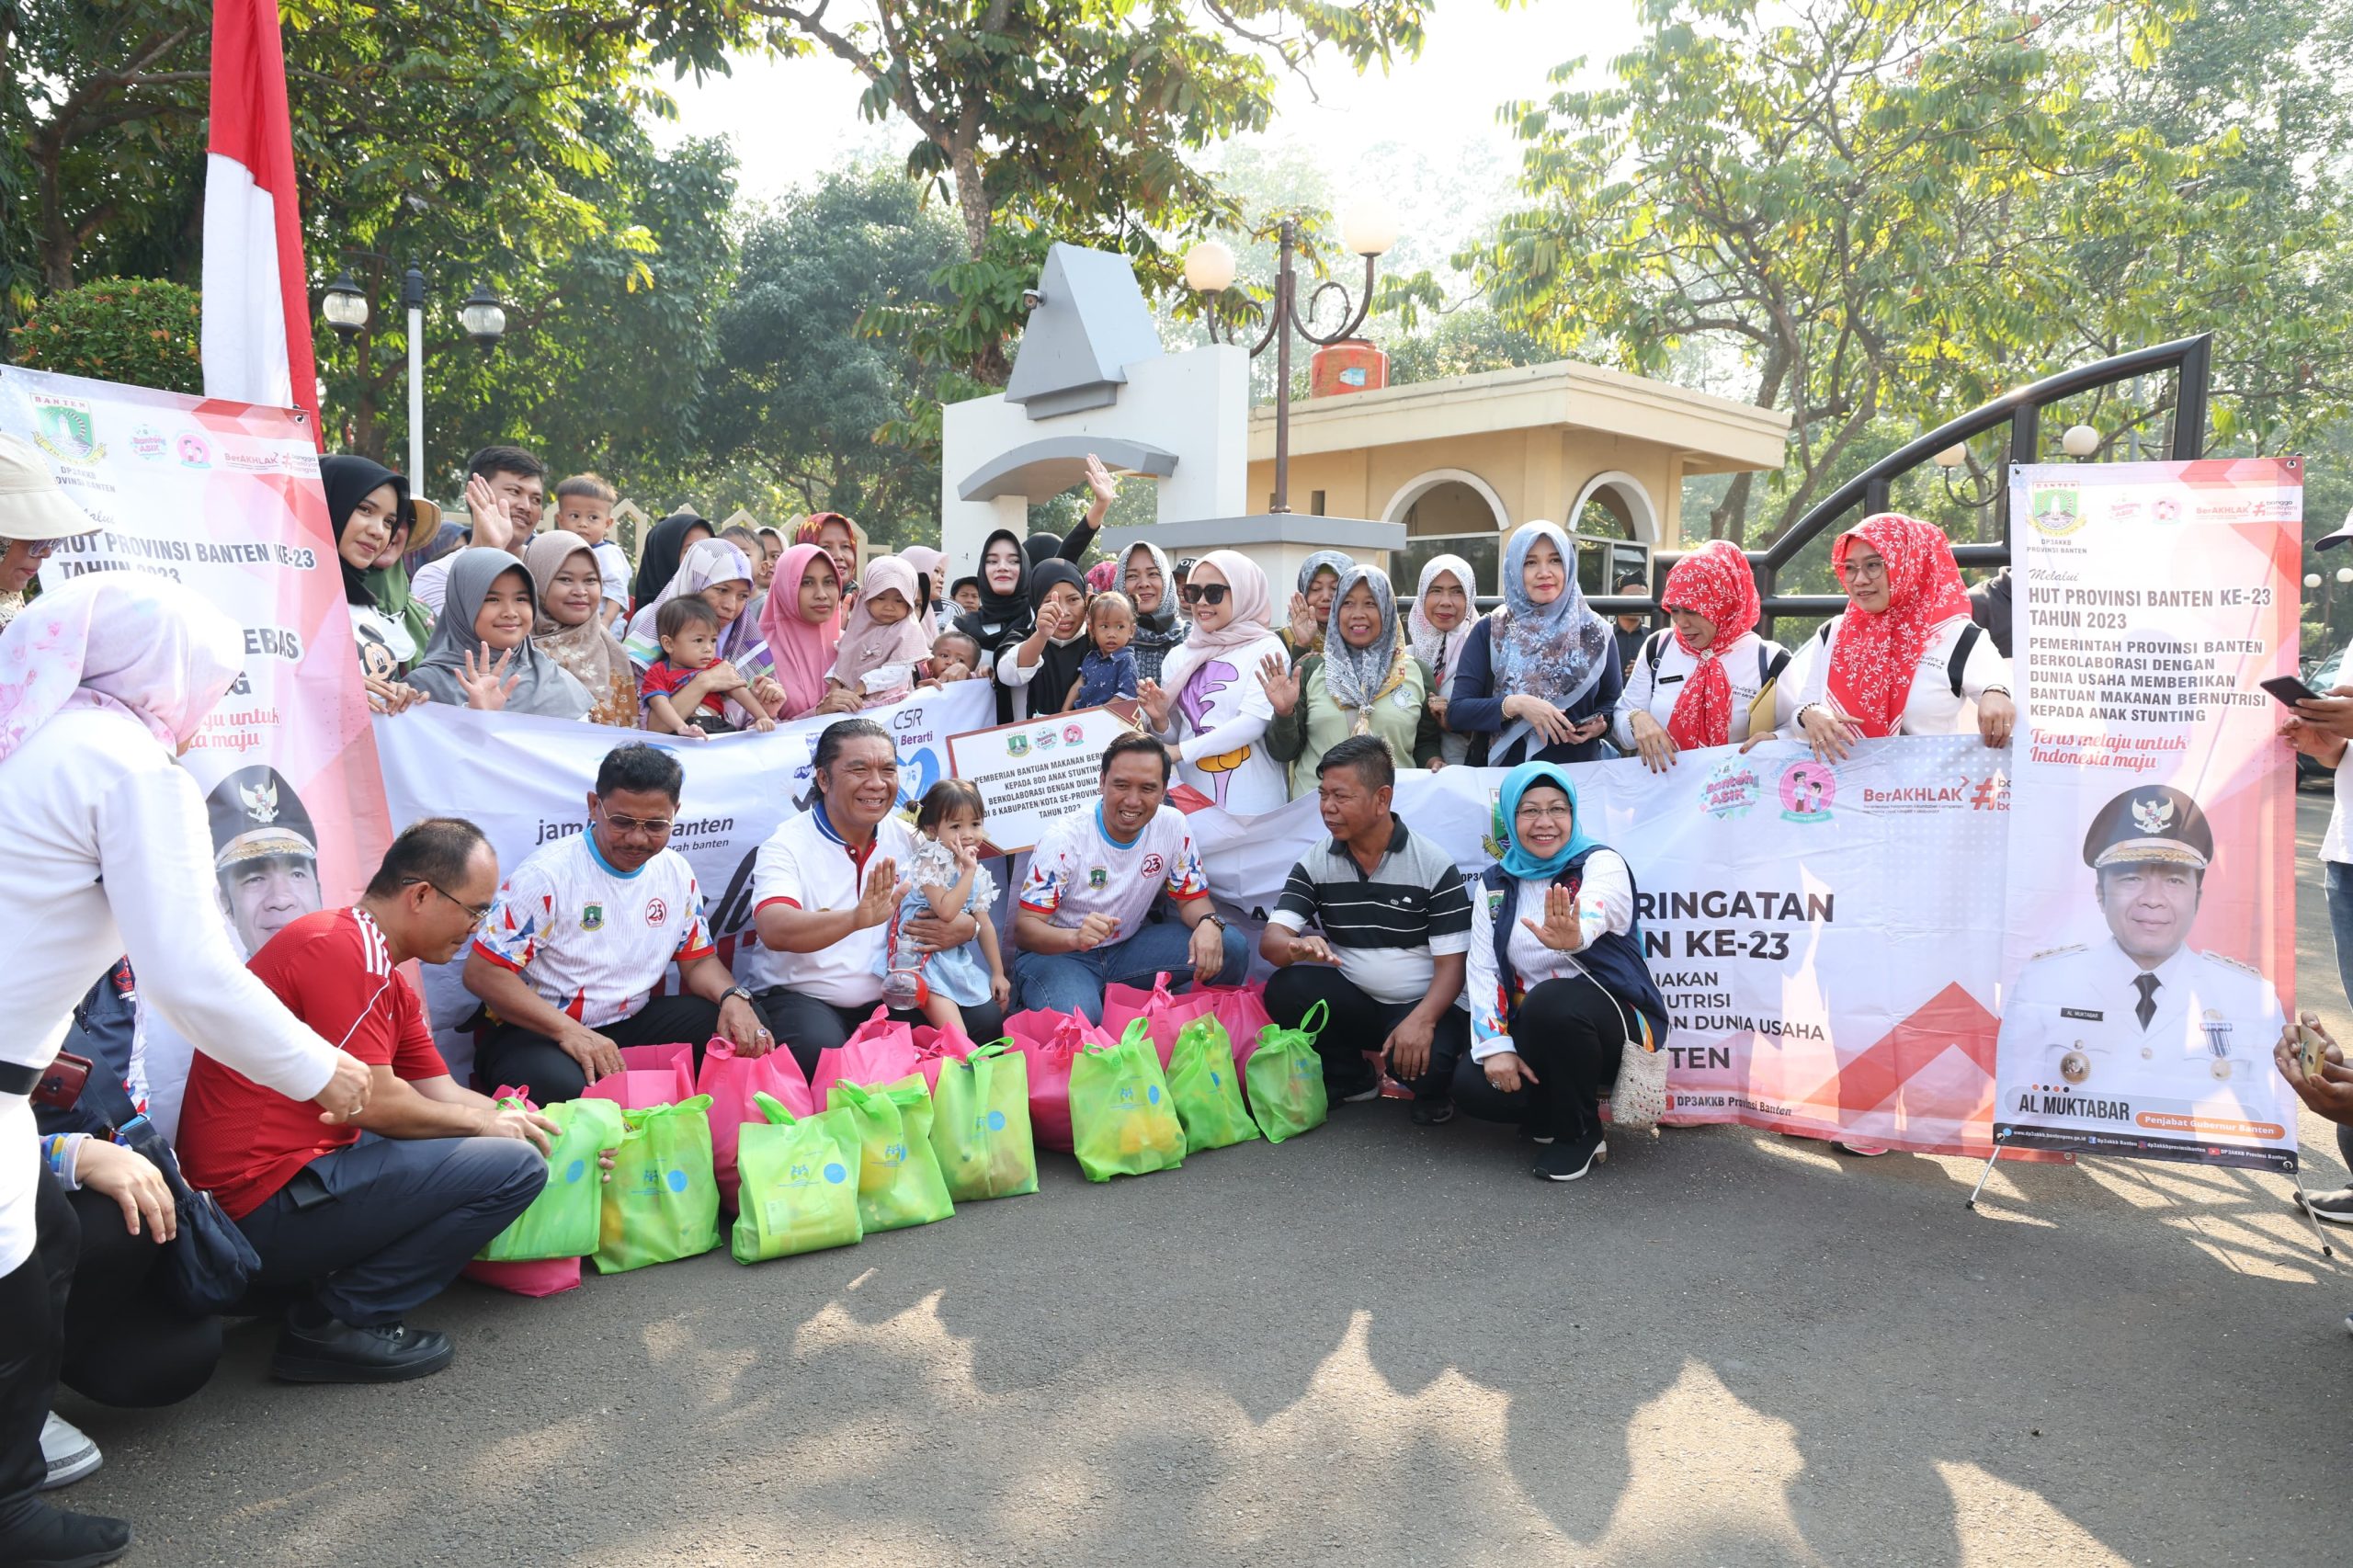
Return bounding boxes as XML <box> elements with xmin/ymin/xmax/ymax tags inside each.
<box><xmin>1995</xmin><ymin>457</ymin><xmax>2302</xmax><ymax>1171</ymax></box>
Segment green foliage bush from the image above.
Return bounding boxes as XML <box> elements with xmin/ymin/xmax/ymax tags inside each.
<box><xmin>12</xmin><ymin>278</ymin><xmax>205</xmax><ymax>394</ymax></box>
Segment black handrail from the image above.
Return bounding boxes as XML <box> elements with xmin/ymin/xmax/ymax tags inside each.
<box><xmin>1584</xmin><ymin>334</ymin><xmax>2213</xmax><ymax>632</ymax></box>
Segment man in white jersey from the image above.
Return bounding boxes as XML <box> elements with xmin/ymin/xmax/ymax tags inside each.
<box><xmin>465</xmin><ymin>744</ymin><xmax>771</xmax><ymax>1102</ymax></box>
<box><xmin>741</xmin><ymin>719</ymin><xmax>985</xmax><ymax>1066</ymax></box>
<box><xmin>1012</xmin><ymin>732</ymin><xmax>1248</xmax><ymax>1022</ymax></box>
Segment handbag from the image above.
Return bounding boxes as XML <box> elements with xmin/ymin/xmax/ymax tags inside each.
<box><xmin>77</xmin><ymin>1067</ymin><xmax>257</xmax><ymax>1318</ymax></box>
<box><xmin>1610</xmin><ymin>1030</ymin><xmax>1669</xmax><ymax>1132</ymax></box>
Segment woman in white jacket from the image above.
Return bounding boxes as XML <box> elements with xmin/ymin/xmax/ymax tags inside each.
<box><xmin>1139</xmin><ymin>549</ymin><xmax>1290</xmax><ymax>815</ymax></box>
<box><xmin>0</xmin><ymin>572</ymin><xmax>369</xmax><ymax>1564</ymax></box>
<box><xmin>1770</xmin><ymin>512</ymin><xmax>2015</xmax><ymax>758</ymax></box>
<box><xmin>1615</xmin><ymin>539</ymin><xmax>1789</xmax><ymax>769</ymax></box>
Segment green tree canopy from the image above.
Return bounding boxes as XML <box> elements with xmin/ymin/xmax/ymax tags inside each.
<box><xmin>1466</xmin><ymin>0</ymin><xmax>2353</xmax><ymax>547</ymax></box>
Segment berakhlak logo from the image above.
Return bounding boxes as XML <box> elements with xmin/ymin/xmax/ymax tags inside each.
<box><xmin>645</xmin><ymin>897</ymin><xmax>668</xmax><ymax>926</ymax></box>
<box><xmin>30</xmin><ymin>395</ymin><xmax>101</xmax><ymax>464</ymax></box>
<box><xmin>1970</xmin><ymin>775</ymin><xmax>2010</xmax><ymax>812</ymax></box>
<box><xmin>1779</xmin><ymin>761</ymin><xmax>1836</xmax><ymax>823</ymax></box>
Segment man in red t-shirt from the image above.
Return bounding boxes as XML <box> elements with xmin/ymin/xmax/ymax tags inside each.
<box><xmin>178</xmin><ymin>818</ymin><xmax>553</xmax><ymax>1383</ymax></box>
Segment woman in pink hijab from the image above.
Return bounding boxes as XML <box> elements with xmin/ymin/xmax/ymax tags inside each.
<box><xmin>824</xmin><ymin>554</ymin><xmax>935</xmax><ymax>709</ymax></box>
<box><xmin>756</xmin><ymin>542</ymin><xmax>853</xmax><ymax>721</ymax></box>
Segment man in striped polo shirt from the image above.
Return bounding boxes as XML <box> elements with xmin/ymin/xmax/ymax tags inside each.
<box><xmin>1261</xmin><ymin>736</ymin><xmax>1472</xmax><ymax>1123</ymax></box>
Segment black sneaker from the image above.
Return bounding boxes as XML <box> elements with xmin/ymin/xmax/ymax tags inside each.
<box><xmin>1410</xmin><ymin>1096</ymin><xmax>1455</xmax><ymax>1126</ymax></box>
<box><xmin>1534</xmin><ymin>1132</ymin><xmax>1606</xmax><ymax>1182</ymax></box>
<box><xmin>273</xmin><ymin>1312</ymin><xmax>454</xmax><ymax>1384</ymax></box>
<box><xmin>2297</xmin><ymin>1187</ymin><xmax>2353</xmax><ymax>1226</ymax></box>
<box><xmin>1333</xmin><ymin>1075</ymin><xmax>1381</xmax><ymax>1104</ymax></box>
<box><xmin>0</xmin><ymin>1496</ymin><xmax>132</xmax><ymax>1568</ymax></box>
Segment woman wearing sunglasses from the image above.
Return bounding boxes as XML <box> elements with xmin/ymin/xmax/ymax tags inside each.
<box><xmin>1138</xmin><ymin>551</ymin><xmax>1291</xmax><ymax>815</ymax></box>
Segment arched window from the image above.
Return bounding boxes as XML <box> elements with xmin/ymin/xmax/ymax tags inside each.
<box><xmin>1382</xmin><ymin>469</ymin><xmax>1508</xmax><ymax>598</ymax></box>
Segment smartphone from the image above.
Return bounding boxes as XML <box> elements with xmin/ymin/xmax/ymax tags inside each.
<box><xmin>2263</xmin><ymin>675</ymin><xmax>2324</xmax><ymax>707</ymax></box>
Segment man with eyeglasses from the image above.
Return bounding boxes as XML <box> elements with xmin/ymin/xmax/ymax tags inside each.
<box><xmin>466</xmin><ymin>743</ymin><xmax>773</xmax><ymax>1103</ymax></box>
<box><xmin>177</xmin><ymin>818</ymin><xmax>556</xmax><ymax>1382</ymax></box>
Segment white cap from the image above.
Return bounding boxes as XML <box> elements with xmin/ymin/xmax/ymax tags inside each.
<box><xmin>2317</xmin><ymin>506</ymin><xmax>2353</xmax><ymax>552</ymax></box>
<box><xmin>0</xmin><ymin>433</ymin><xmax>91</xmax><ymax>541</ymax></box>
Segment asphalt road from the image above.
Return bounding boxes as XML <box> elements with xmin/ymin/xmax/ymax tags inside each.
<box><xmin>54</xmin><ymin>790</ymin><xmax>2353</xmax><ymax>1567</ymax></box>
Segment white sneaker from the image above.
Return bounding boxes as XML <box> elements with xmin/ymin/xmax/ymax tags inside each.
<box><xmin>40</xmin><ymin>1412</ymin><xmax>101</xmax><ymax>1490</ymax></box>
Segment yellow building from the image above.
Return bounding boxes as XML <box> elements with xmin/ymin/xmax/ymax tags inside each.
<box><xmin>1245</xmin><ymin>359</ymin><xmax>1790</xmax><ymax>597</ymax></box>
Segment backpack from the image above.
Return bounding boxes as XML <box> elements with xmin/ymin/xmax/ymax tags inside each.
<box><xmin>1809</xmin><ymin>618</ymin><xmax>1981</xmax><ymax>698</ymax></box>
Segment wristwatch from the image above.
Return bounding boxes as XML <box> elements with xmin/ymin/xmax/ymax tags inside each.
<box><xmin>1198</xmin><ymin>912</ymin><xmax>1226</xmax><ymax>931</ymax></box>
<box><xmin>721</xmin><ymin>984</ymin><xmax>756</xmax><ymax>1006</ymax></box>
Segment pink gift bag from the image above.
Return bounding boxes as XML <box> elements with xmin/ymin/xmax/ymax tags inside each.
<box><xmin>585</xmin><ymin>1040</ymin><xmax>696</xmax><ymax>1111</ymax></box>
<box><xmin>910</xmin><ymin>1024</ymin><xmax>979</xmax><ymax>1091</ymax></box>
<box><xmin>696</xmin><ymin>1038</ymin><xmax>815</xmax><ymax>1207</ymax></box>
<box><xmin>808</xmin><ymin>1008</ymin><xmax>922</xmax><ymax>1106</ymax></box>
<box><xmin>1100</xmin><ymin>972</ymin><xmax>1212</xmax><ymax>1068</ymax></box>
<box><xmin>1005</xmin><ymin>1009</ymin><xmax>1114</xmax><ymax>1153</ymax></box>
<box><xmin>1200</xmin><ymin>984</ymin><xmax>1277</xmax><ymax>1069</ymax></box>
<box><xmin>463</xmin><ymin>1256</ymin><xmax>582</xmax><ymax>1298</ymax></box>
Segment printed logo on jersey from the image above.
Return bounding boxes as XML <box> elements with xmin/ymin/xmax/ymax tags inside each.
<box><xmin>581</xmin><ymin>902</ymin><xmax>605</xmax><ymax>931</ymax></box>
<box><xmin>645</xmin><ymin>897</ymin><xmax>669</xmax><ymax>926</ymax></box>
<box><xmin>1141</xmin><ymin>853</ymin><xmax>1165</xmax><ymax>878</ymax></box>
<box><xmin>1088</xmin><ymin>865</ymin><xmax>1108</xmax><ymax>890</ymax></box>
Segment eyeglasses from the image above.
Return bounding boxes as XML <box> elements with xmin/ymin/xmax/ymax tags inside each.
<box><xmin>1178</xmin><ymin>583</ymin><xmax>1230</xmax><ymax>607</ymax></box>
<box><xmin>403</xmin><ymin>878</ymin><xmax>495</xmax><ymax>927</ymax></box>
<box><xmin>597</xmin><ymin>807</ymin><xmax>676</xmax><ymax>838</ymax></box>
<box><xmin>1514</xmin><ymin>804</ymin><xmax>1575</xmax><ymax>823</ymax></box>
<box><xmin>1842</xmin><ymin>556</ymin><xmax>1888</xmax><ymax>582</ymax></box>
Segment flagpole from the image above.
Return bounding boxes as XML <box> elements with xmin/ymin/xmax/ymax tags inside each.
<box><xmin>404</xmin><ymin>262</ymin><xmax>425</xmax><ymax>489</ymax></box>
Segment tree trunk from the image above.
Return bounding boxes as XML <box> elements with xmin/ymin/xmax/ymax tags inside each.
<box><xmin>1711</xmin><ymin>348</ymin><xmax>1790</xmax><ymax>545</ymax></box>
<box><xmin>950</xmin><ymin>145</ymin><xmax>989</xmax><ymax>260</ymax></box>
<box><xmin>34</xmin><ymin>145</ymin><xmax>75</xmax><ymax>292</ymax></box>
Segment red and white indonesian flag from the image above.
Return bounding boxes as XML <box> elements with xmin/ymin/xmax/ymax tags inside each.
<box><xmin>200</xmin><ymin>0</ymin><xmax>319</xmax><ymax>437</ymax></box>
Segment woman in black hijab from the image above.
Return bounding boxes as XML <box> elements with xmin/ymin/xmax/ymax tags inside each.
<box><xmin>995</xmin><ymin>558</ymin><xmax>1089</xmax><ymax>721</ymax></box>
<box><xmin>321</xmin><ymin>454</ymin><xmax>431</xmax><ymax>700</ymax></box>
<box><xmin>630</xmin><ymin>511</ymin><xmax>713</xmax><ymax>613</ymax></box>
<box><xmin>954</xmin><ymin>527</ymin><xmax>1034</xmax><ymax>722</ymax></box>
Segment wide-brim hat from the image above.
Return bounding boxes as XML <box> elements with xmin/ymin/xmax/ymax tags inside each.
<box><xmin>0</xmin><ymin>433</ymin><xmax>92</xmax><ymax>540</ymax></box>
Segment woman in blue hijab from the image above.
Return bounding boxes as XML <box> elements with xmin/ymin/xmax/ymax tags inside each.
<box><xmin>1456</xmin><ymin>761</ymin><xmax>1668</xmax><ymax>1180</ymax></box>
<box><xmin>1442</xmin><ymin>520</ymin><xmax>1620</xmax><ymax>766</ymax></box>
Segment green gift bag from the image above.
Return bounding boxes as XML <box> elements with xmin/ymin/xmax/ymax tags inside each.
<box><xmin>1166</xmin><ymin>1014</ymin><xmax>1261</xmax><ymax>1154</ymax></box>
<box><xmin>731</xmin><ymin>1092</ymin><xmax>864</xmax><ymax>1264</ymax></box>
<box><xmin>1245</xmin><ymin>999</ymin><xmax>1330</xmax><ymax>1144</ymax></box>
<box><xmin>1068</xmin><ymin>1020</ymin><xmax>1187</xmax><ymax>1182</ymax></box>
<box><xmin>825</xmin><ymin>1077</ymin><xmax>956</xmax><ymax>1232</ymax></box>
<box><xmin>927</xmin><ymin>1042</ymin><xmax>1039</xmax><ymax>1201</ymax></box>
<box><xmin>594</xmin><ymin>1096</ymin><xmax>722</xmax><ymax>1274</ymax></box>
<box><xmin>479</xmin><ymin>1097</ymin><xmax>627</xmax><ymax>1263</ymax></box>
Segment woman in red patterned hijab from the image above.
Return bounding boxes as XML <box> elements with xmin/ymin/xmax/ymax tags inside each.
<box><xmin>1658</xmin><ymin>540</ymin><xmax>1760</xmax><ymax>750</ymax></box>
<box><xmin>1790</xmin><ymin>512</ymin><xmax>2014</xmax><ymax>761</ymax></box>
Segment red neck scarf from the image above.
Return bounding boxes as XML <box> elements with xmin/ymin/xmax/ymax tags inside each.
<box><xmin>1825</xmin><ymin>514</ymin><xmax>1972</xmax><ymax>738</ymax></box>
<box><xmin>1660</xmin><ymin>539</ymin><xmax>1759</xmax><ymax>749</ymax></box>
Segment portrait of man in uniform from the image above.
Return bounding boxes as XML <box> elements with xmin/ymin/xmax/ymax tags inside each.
<box><xmin>2001</xmin><ymin>783</ymin><xmax>2282</xmax><ymax>1108</ymax></box>
<box><xmin>206</xmin><ymin>764</ymin><xmax>324</xmax><ymax>957</ymax></box>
